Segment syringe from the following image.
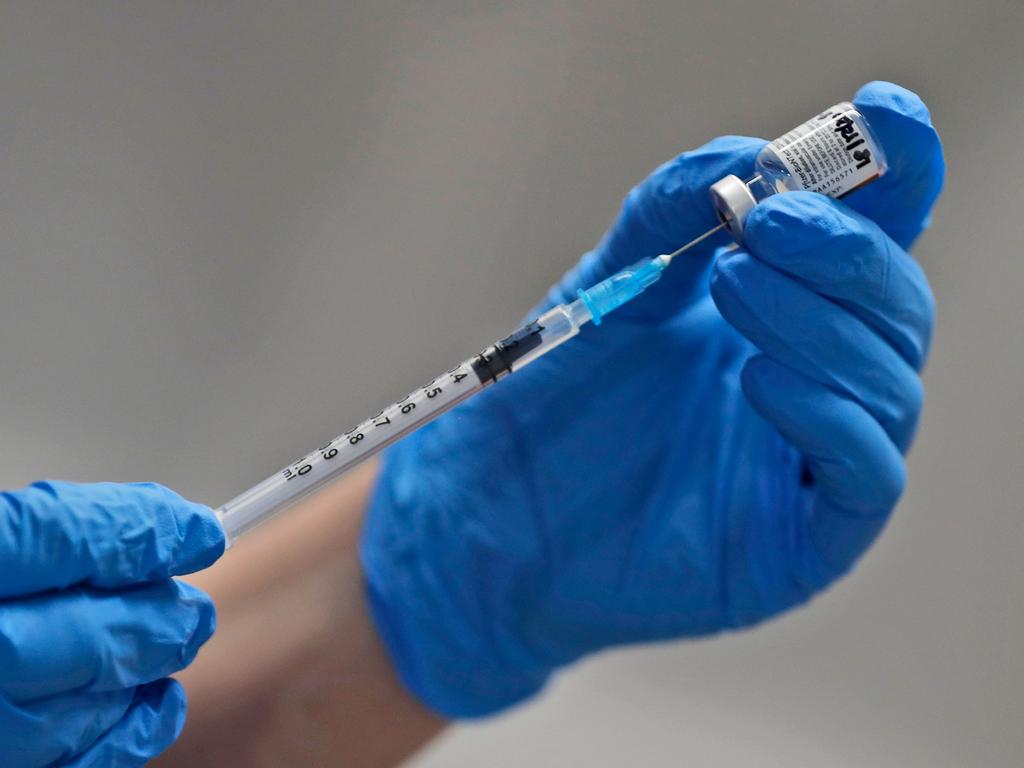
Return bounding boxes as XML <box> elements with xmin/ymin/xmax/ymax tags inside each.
<box><xmin>217</xmin><ymin>99</ymin><xmax>887</xmax><ymax>543</ymax></box>
<box><xmin>216</xmin><ymin>229</ymin><xmax>717</xmax><ymax>543</ymax></box>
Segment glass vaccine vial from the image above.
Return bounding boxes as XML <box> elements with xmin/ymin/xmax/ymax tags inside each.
<box><xmin>710</xmin><ymin>102</ymin><xmax>888</xmax><ymax>239</ymax></box>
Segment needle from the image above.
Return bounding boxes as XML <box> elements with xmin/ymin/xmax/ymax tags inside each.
<box><xmin>660</xmin><ymin>222</ymin><xmax>727</xmax><ymax>265</ymax></box>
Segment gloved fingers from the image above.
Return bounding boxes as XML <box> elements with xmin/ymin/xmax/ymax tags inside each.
<box><xmin>0</xmin><ymin>686</ymin><xmax>135</xmax><ymax>768</ymax></box>
<box><xmin>743</xmin><ymin>192</ymin><xmax>935</xmax><ymax>370</ymax></box>
<box><xmin>0</xmin><ymin>481</ymin><xmax>225</xmax><ymax>599</ymax></box>
<box><xmin>541</xmin><ymin>135</ymin><xmax>766</xmax><ymax>322</ymax></box>
<box><xmin>741</xmin><ymin>356</ymin><xmax>904</xmax><ymax>578</ymax></box>
<box><xmin>0</xmin><ymin>580</ymin><xmax>215</xmax><ymax>703</ymax></box>
<box><xmin>846</xmin><ymin>81</ymin><xmax>945</xmax><ymax>249</ymax></box>
<box><xmin>61</xmin><ymin>679</ymin><xmax>187</xmax><ymax>768</ymax></box>
<box><xmin>711</xmin><ymin>250</ymin><xmax>923</xmax><ymax>452</ymax></box>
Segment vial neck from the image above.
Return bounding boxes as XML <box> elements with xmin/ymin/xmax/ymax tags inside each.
<box><xmin>744</xmin><ymin>173</ymin><xmax>773</xmax><ymax>202</ymax></box>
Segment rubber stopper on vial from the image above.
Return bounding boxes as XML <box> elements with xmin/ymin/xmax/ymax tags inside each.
<box><xmin>710</xmin><ymin>175</ymin><xmax>757</xmax><ymax>239</ymax></box>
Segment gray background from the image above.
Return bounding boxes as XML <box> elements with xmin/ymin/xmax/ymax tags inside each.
<box><xmin>1</xmin><ymin>1</ymin><xmax>1022</xmax><ymax>765</ymax></box>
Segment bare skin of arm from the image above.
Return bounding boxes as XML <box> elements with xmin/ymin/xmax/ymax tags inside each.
<box><xmin>155</xmin><ymin>460</ymin><xmax>447</xmax><ymax>768</ymax></box>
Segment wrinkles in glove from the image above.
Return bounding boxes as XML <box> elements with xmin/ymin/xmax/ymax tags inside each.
<box><xmin>361</xmin><ymin>81</ymin><xmax>944</xmax><ymax>718</ymax></box>
<box><xmin>0</xmin><ymin>481</ymin><xmax>224</xmax><ymax>767</ymax></box>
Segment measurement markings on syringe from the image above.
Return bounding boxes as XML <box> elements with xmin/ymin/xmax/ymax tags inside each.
<box><xmin>280</xmin><ymin>365</ymin><xmax>477</xmax><ymax>482</ymax></box>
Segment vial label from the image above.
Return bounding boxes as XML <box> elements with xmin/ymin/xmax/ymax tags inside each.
<box><xmin>768</xmin><ymin>102</ymin><xmax>882</xmax><ymax>198</ymax></box>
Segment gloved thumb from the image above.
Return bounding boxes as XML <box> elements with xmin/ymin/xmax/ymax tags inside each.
<box><xmin>538</xmin><ymin>135</ymin><xmax>766</xmax><ymax>323</ymax></box>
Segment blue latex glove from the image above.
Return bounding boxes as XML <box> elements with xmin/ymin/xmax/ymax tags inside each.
<box><xmin>362</xmin><ymin>81</ymin><xmax>944</xmax><ymax>717</ymax></box>
<box><xmin>0</xmin><ymin>481</ymin><xmax>225</xmax><ymax>767</ymax></box>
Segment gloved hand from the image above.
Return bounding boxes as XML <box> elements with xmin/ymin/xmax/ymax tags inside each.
<box><xmin>362</xmin><ymin>81</ymin><xmax>944</xmax><ymax>717</ymax></box>
<box><xmin>0</xmin><ymin>481</ymin><xmax>225</xmax><ymax>767</ymax></box>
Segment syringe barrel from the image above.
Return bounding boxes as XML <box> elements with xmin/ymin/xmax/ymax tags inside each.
<box><xmin>216</xmin><ymin>300</ymin><xmax>591</xmax><ymax>543</ymax></box>
<box><xmin>216</xmin><ymin>361</ymin><xmax>484</xmax><ymax>543</ymax></box>
<box><xmin>711</xmin><ymin>102</ymin><xmax>887</xmax><ymax>239</ymax></box>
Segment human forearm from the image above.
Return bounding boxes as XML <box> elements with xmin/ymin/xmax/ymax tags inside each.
<box><xmin>157</xmin><ymin>460</ymin><xmax>445</xmax><ymax>768</ymax></box>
